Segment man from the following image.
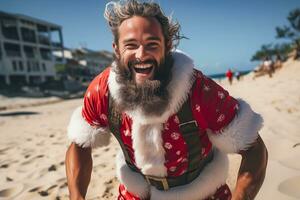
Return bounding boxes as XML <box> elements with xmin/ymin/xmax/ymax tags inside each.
<box><xmin>66</xmin><ymin>1</ymin><xmax>268</xmax><ymax>199</ymax></box>
<box><xmin>226</xmin><ymin>69</ymin><xmax>233</xmax><ymax>85</ymax></box>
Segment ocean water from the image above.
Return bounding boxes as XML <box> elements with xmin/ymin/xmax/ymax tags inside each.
<box><xmin>208</xmin><ymin>70</ymin><xmax>251</xmax><ymax>79</ymax></box>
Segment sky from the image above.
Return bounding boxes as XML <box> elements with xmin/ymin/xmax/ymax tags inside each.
<box><xmin>0</xmin><ymin>0</ymin><xmax>299</xmax><ymax>75</ymax></box>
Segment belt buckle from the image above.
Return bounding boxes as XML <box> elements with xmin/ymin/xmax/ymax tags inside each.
<box><xmin>145</xmin><ymin>175</ymin><xmax>169</xmax><ymax>191</ymax></box>
<box><xmin>179</xmin><ymin>120</ymin><xmax>198</xmax><ymax>128</ymax></box>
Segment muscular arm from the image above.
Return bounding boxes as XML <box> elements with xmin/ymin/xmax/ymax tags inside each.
<box><xmin>65</xmin><ymin>143</ymin><xmax>93</xmax><ymax>200</ymax></box>
<box><xmin>232</xmin><ymin>135</ymin><xmax>268</xmax><ymax>200</ymax></box>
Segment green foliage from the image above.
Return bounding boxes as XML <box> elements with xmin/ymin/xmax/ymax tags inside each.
<box><xmin>251</xmin><ymin>43</ymin><xmax>293</xmax><ymax>61</ymax></box>
<box><xmin>55</xmin><ymin>64</ymin><xmax>67</xmax><ymax>74</ymax></box>
<box><xmin>276</xmin><ymin>8</ymin><xmax>300</xmax><ymax>41</ymax></box>
<box><xmin>252</xmin><ymin>8</ymin><xmax>300</xmax><ymax>61</ymax></box>
<box><xmin>288</xmin><ymin>8</ymin><xmax>300</xmax><ymax>32</ymax></box>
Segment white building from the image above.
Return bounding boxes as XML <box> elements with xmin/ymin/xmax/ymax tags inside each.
<box><xmin>53</xmin><ymin>47</ymin><xmax>113</xmax><ymax>79</ymax></box>
<box><xmin>73</xmin><ymin>48</ymin><xmax>113</xmax><ymax>76</ymax></box>
<box><xmin>0</xmin><ymin>11</ymin><xmax>64</xmax><ymax>85</ymax></box>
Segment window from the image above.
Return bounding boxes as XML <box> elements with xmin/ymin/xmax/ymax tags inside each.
<box><xmin>36</xmin><ymin>62</ymin><xmax>40</xmax><ymax>71</ymax></box>
<box><xmin>21</xmin><ymin>27</ymin><xmax>36</xmax><ymax>43</ymax></box>
<box><xmin>1</xmin><ymin>18</ymin><xmax>19</xmax><ymax>40</ymax></box>
<box><xmin>12</xmin><ymin>60</ymin><xmax>17</xmax><ymax>71</ymax></box>
<box><xmin>23</xmin><ymin>46</ymin><xmax>36</xmax><ymax>58</ymax></box>
<box><xmin>42</xmin><ymin>63</ymin><xmax>46</xmax><ymax>71</ymax></box>
<box><xmin>19</xmin><ymin>61</ymin><xmax>24</xmax><ymax>71</ymax></box>
<box><xmin>37</xmin><ymin>24</ymin><xmax>50</xmax><ymax>45</ymax></box>
<box><xmin>40</xmin><ymin>48</ymin><xmax>51</xmax><ymax>60</ymax></box>
<box><xmin>4</xmin><ymin>43</ymin><xmax>21</xmax><ymax>57</ymax></box>
<box><xmin>27</xmin><ymin>61</ymin><xmax>31</xmax><ymax>72</ymax></box>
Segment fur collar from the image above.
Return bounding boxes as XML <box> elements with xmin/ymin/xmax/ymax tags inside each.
<box><xmin>108</xmin><ymin>50</ymin><xmax>196</xmax><ymax>125</ymax></box>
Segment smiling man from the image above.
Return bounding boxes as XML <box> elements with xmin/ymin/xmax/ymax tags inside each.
<box><xmin>65</xmin><ymin>1</ymin><xmax>268</xmax><ymax>200</ymax></box>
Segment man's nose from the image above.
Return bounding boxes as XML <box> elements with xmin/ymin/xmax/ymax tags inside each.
<box><xmin>135</xmin><ymin>45</ymin><xmax>146</xmax><ymax>60</ymax></box>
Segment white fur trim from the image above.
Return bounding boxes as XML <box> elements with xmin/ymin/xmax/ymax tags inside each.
<box><xmin>67</xmin><ymin>106</ymin><xmax>111</xmax><ymax>148</ymax></box>
<box><xmin>108</xmin><ymin>50</ymin><xmax>196</xmax><ymax>125</ymax></box>
<box><xmin>131</xmin><ymin>122</ymin><xmax>167</xmax><ymax>176</ymax></box>
<box><xmin>108</xmin><ymin>50</ymin><xmax>196</xmax><ymax>177</ymax></box>
<box><xmin>208</xmin><ymin>99</ymin><xmax>263</xmax><ymax>153</ymax></box>
<box><xmin>116</xmin><ymin>150</ymin><xmax>150</xmax><ymax>198</ymax></box>
<box><xmin>150</xmin><ymin>149</ymin><xmax>228</xmax><ymax>200</ymax></box>
<box><xmin>116</xmin><ymin>148</ymin><xmax>228</xmax><ymax>200</ymax></box>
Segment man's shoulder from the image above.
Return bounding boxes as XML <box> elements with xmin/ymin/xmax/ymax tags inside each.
<box><xmin>85</xmin><ymin>67</ymin><xmax>111</xmax><ymax>98</ymax></box>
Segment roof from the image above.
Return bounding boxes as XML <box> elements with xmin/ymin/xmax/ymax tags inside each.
<box><xmin>0</xmin><ymin>10</ymin><xmax>61</xmax><ymax>29</ymax></box>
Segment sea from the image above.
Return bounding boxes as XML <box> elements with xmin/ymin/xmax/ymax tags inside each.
<box><xmin>208</xmin><ymin>70</ymin><xmax>252</xmax><ymax>79</ymax></box>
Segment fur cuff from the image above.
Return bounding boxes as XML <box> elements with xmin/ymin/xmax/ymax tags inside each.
<box><xmin>67</xmin><ymin>106</ymin><xmax>111</xmax><ymax>148</ymax></box>
<box><xmin>116</xmin><ymin>150</ymin><xmax>150</xmax><ymax>198</ymax></box>
<box><xmin>150</xmin><ymin>149</ymin><xmax>228</xmax><ymax>200</ymax></box>
<box><xmin>208</xmin><ymin>99</ymin><xmax>263</xmax><ymax>153</ymax></box>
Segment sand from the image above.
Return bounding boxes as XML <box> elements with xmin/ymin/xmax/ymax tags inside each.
<box><xmin>0</xmin><ymin>58</ymin><xmax>299</xmax><ymax>200</ymax></box>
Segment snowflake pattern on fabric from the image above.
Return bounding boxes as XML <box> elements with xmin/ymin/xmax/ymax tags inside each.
<box><xmin>195</xmin><ymin>104</ymin><xmax>201</xmax><ymax>112</ymax></box>
<box><xmin>171</xmin><ymin>132</ymin><xmax>180</xmax><ymax>140</ymax></box>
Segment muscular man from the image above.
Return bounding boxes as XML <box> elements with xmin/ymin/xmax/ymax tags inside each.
<box><xmin>66</xmin><ymin>1</ymin><xmax>268</xmax><ymax>199</ymax></box>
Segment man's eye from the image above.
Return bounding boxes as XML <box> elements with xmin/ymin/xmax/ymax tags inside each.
<box><xmin>147</xmin><ymin>43</ymin><xmax>159</xmax><ymax>49</ymax></box>
<box><xmin>125</xmin><ymin>44</ymin><xmax>138</xmax><ymax>49</ymax></box>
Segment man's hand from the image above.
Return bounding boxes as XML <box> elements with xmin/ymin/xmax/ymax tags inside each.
<box><xmin>65</xmin><ymin>143</ymin><xmax>93</xmax><ymax>200</ymax></box>
<box><xmin>232</xmin><ymin>135</ymin><xmax>268</xmax><ymax>200</ymax></box>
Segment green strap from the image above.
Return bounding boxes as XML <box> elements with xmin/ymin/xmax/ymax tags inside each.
<box><xmin>177</xmin><ymin>97</ymin><xmax>202</xmax><ymax>183</ymax></box>
<box><xmin>108</xmin><ymin>94</ymin><xmax>137</xmax><ymax>171</ymax></box>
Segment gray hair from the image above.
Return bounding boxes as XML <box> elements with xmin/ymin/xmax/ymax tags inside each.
<box><xmin>104</xmin><ymin>0</ymin><xmax>183</xmax><ymax>50</ymax></box>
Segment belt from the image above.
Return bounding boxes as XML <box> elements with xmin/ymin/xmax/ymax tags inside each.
<box><xmin>127</xmin><ymin>150</ymin><xmax>214</xmax><ymax>191</ymax></box>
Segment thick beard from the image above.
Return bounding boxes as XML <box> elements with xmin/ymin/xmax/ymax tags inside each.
<box><xmin>112</xmin><ymin>53</ymin><xmax>173</xmax><ymax>117</ymax></box>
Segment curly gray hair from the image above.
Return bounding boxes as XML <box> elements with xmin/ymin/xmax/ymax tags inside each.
<box><xmin>104</xmin><ymin>0</ymin><xmax>183</xmax><ymax>50</ymax></box>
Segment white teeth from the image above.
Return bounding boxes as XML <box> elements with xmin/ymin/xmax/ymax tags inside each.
<box><xmin>134</xmin><ymin>64</ymin><xmax>152</xmax><ymax>69</ymax></box>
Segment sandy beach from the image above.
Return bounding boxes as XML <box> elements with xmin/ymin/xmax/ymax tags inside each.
<box><xmin>0</xmin><ymin>58</ymin><xmax>299</xmax><ymax>200</ymax></box>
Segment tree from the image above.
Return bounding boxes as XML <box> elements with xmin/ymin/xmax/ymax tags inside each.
<box><xmin>251</xmin><ymin>43</ymin><xmax>293</xmax><ymax>61</ymax></box>
<box><xmin>251</xmin><ymin>44</ymin><xmax>274</xmax><ymax>61</ymax></box>
<box><xmin>276</xmin><ymin>8</ymin><xmax>300</xmax><ymax>59</ymax></box>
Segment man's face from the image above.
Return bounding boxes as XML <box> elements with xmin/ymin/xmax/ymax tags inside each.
<box><xmin>113</xmin><ymin>16</ymin><xmax>166</xmax><ymax>85</ymax></box>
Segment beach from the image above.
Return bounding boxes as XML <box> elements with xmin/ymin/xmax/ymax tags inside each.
<box><xmin>0</xmin><ymin>58</ymin><xmax>299</xmax><ymax>200</ymax></box>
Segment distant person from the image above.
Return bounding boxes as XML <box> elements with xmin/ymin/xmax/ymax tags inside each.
<box><xmin>262</xmin><ymin>56</ymin><xmax>274</xmax><ymax>78</ymax></box>
<box><xmin>65</xmin><ymin>1</ymin><xmax>268</xmax><ymax>200</ymax></box>
<box><xmin>226</xmin><ymin>69</ymin><xmax>233</xmax><ymax>85</ymax></box>
<box><xmin>235</xmin><ymin>71</ymin><xmax>241</xmax><ymax>81</ymax></box>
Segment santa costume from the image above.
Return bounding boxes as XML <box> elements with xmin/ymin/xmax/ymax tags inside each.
<box><xmin>68</xmin><ymin>50</ymin><xmax>263</xmax><ymax>200</ymax></box>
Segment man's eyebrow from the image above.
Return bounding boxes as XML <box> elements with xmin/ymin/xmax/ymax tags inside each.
<box><xmin>123</xmin><ymin>38</ymin><xmax>137</xmax><ymax>43</ymax></box>
<box><xmin>146</xmin><ymin>36</ymin><xmax>161</xmax><ymax>42</ymax></box>
<box><xmin>123</xmin><ymin>36</ymin><xmax>161</xmax><ymax>43</ymax></box>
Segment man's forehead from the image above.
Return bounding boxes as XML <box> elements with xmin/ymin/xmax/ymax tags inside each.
<box><xmin>118</xmin><ymin>16</ymin><xmax>164</xmax><ymax>41</ymax></box>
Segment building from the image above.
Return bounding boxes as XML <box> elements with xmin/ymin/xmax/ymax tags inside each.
<box><xmin>0</xmin><ymin>10</ymin><xmax>64</xmax><ymax>86</ymax></box>
<box><xmin>74</xmin><ymin>48</ymin><xmax>113</xmax><ymax>76</ymax></box>
<box><xmin>53</xmin><ymin>48</ymin><xmax>113</xmax><ymax>81</ymax></box>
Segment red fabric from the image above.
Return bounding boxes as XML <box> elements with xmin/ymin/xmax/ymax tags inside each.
<box><xmin>82</xmin><ymin>67</ymin><xmax>110</xmax><ymax>127</ymax></box>
<box><xmin>81</xmin><ymin>68</ymin><xmax>239</xmax><ymax>199</ymax></box>
<box><xmin>226</xmin><ymin>70</ymin><xmax>233</xmax><ymax>79</ymax></box>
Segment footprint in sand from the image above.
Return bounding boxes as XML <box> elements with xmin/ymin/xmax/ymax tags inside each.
<box><xmin>28</xmin><ymin>184</ymin><xmax>58</xmax><ymax>197</ymax></box>
<box><xmin>0</xmin><ymin>183</ymin><xmax>24</xmax><ymax>198</ymax></box>
<box><xmin>278</xmin><ymin>176</ymin><xmax>300</xmax><ymax>199</ymax></box>
<box><xmin>20</xmin><ymin>155</ymin><xmax>44</xmax><ymax>166</ymax></box>
<box><xmin>0</xmin><ymin>147</ymin><xmax>12</xmax><ymax>155</ymax></box>
<box><xmin>102</xmin><ymin>177</ymin><xmax>118</xmax><ymax>199</ymax></box>
<box><xmin>293</xmin><ymin>143</ymin><xmax>300</xmax><ymax>148</ymax></box>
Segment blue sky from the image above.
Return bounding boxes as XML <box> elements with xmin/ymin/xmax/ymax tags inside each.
<box><xmin>1</xmin><ymin>0</ymin><xmax>299</xmax><ymax>75</ymax></box>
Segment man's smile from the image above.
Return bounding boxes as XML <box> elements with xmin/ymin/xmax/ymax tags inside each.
<box><xmin>133</xmin><ymin>63</ymin><xmax>154</xmax><ymax>74</ymax></box>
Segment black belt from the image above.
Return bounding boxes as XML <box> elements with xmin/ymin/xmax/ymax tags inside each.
<box><xmin>127</xmin><ymin>150</ymin><xmax>214</xmax><ymax>191</ymax></box>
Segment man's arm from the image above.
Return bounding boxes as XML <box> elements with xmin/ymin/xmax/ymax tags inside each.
<box><xmin>232</xmin><ymin>135</ymin><xmax>268</xmax><ymax>200</ymax></box>
<box><xmin>65</xmin><ymin>143</ymin><xmax>93</xmax><ymax>200</ymax></box>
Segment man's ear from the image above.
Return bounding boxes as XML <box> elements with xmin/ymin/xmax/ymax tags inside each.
<box><xmin>166</xmin><ymin>41</ymin><xmax>172</xmax><ymax>54</ymax></box>
<box><xmin>113</xmin><ymin>43</ymin><xmax>120</xmax><ymax>59</ymax></box>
